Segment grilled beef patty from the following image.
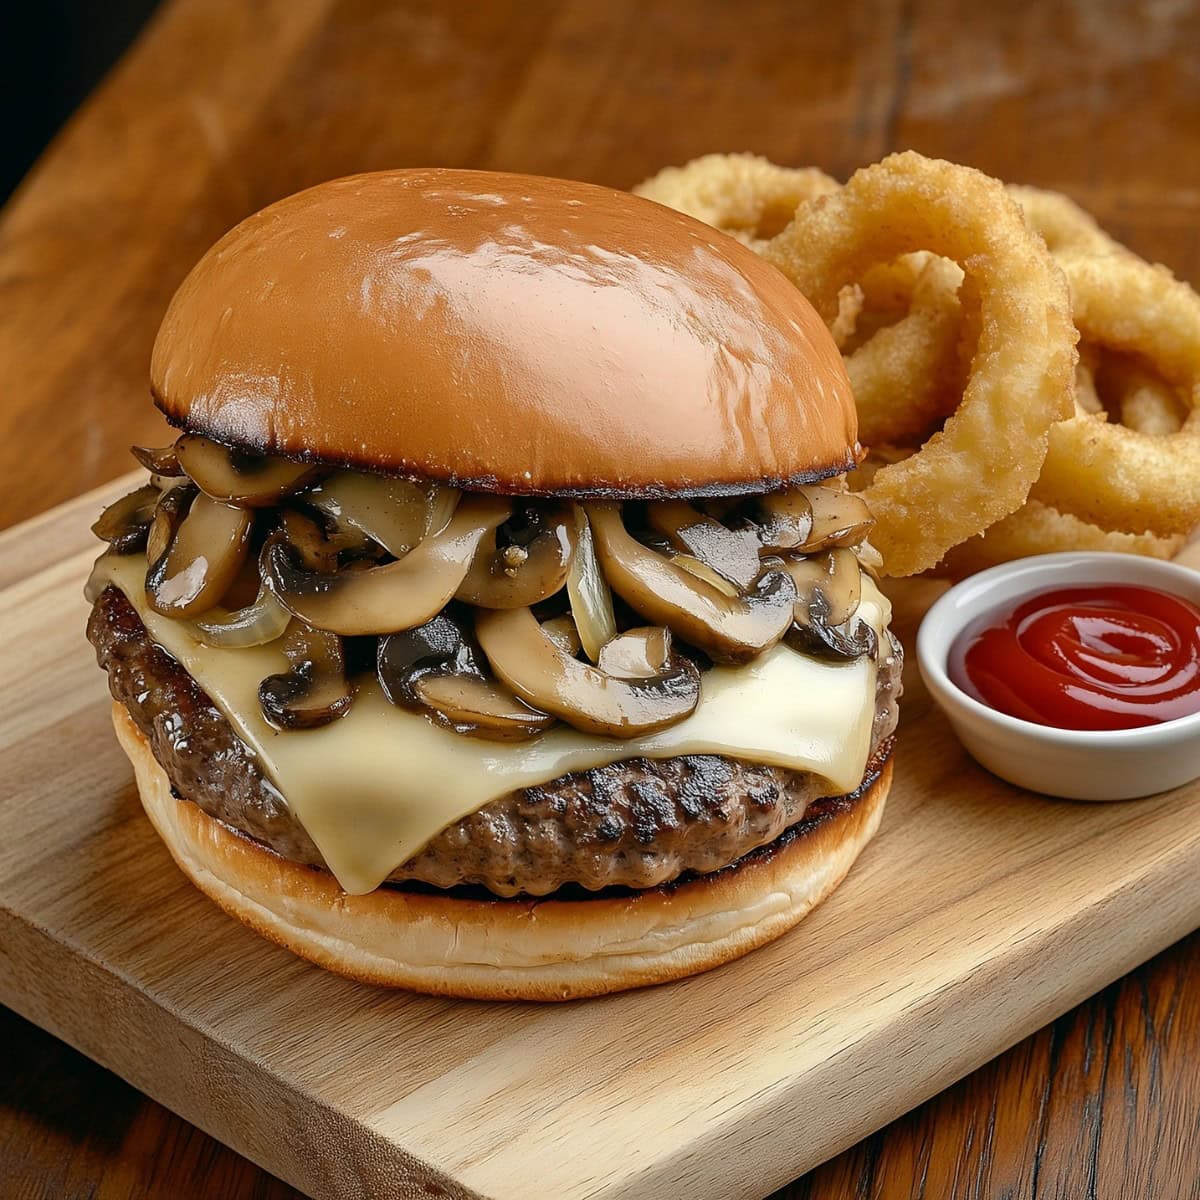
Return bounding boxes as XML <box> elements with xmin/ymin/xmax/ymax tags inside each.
<box><xmin>89</xmin><ymin>585</ymin><xmax>901</xmax><ymax>896</ymax></box>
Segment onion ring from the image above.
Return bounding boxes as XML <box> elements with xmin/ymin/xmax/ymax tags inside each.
<box><xmin>1099</xmin><ymin>355</ymin><xmax>1187</xmax><ymax>435</ymax></box>
<box><xmin>848</xmin><ymin>253</ymin><xmax>966</xmax><ymax>444</ymax></box>
<box><xmin>1030</xmin><ymin>253</ymin><xmax>1200</xmax><ymax>535</ymax></box>
<box><xmin>1074</xmin><ymin>347</ymin><xmax>1103</xmax><ymax>415</ymax></box>
<box><xmin>634</xmin><ymin>153</ymin><xmax>838</xmax><ymax>249</ymax></box>
<box><xmin>938</xmin><ymin>499</ymin><xmax>1184</xmax><ymax>578</ymax></box>
<box><xmin>763</xmin><ymin>152</ymin><xmax>1076</xmax><ymax>576</ymax></box>
<box><xmin>841</xmin><ymin>253</ymin><xmax>957</xmax><ymax>349</ymax></box>
<box><xmin>1006</xmin><ymin>184</ymin><xmax>1124</xmax><ymax>259</ymax></box>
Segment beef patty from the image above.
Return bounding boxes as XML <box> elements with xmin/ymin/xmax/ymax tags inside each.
<box><xmin>89</xmin><ymin>585</ymin><xmax>902</xmax><ymax>896</ymax></box>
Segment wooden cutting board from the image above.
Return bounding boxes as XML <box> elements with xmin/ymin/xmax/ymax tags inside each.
<box><xmin>3</xmin><ymin>474</ymin><xmax>1200</xmax><ymax>1200</ymax></box>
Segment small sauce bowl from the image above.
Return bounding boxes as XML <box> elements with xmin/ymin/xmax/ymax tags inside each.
<box><xmin>916</xmin><ymin>552</ymin><xmax>1200</xmax><ymax>801</ymax></box>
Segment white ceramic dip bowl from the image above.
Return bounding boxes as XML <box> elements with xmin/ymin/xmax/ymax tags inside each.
<box><xmin>917</xmin><ymin>552</ymin><xmax>1200</xmax><ymax>801</ymax></box>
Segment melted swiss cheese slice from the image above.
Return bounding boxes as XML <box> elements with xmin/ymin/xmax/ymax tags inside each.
<box><xmin>96</xmin><ymin>553</ymin><xmax>890</xmax><ymax>894</ymax></box>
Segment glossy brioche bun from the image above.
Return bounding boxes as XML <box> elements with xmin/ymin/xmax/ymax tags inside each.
<box><xmin>151</xmin><ymin>169</ymin><xmax>857</xmax><ymax>498</ymax></box>
<box><xmin>114</xmin><ymin>704</ymin><xmax>891</xmax><ymax>1001</ymax></box>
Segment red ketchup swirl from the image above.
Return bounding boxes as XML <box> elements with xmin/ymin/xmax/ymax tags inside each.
<box><xmin>949</xmin><ymin>585</ymin><xmax>1200</xmax><ymax>731</ymax></box>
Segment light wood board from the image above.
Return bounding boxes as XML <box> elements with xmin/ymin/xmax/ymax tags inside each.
<box><xmin>3</xmin><ymin>474</ymin><xmax>1200</xmax><ymax>1200</ymax></box>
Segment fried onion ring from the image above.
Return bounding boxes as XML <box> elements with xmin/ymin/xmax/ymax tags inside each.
<box><xmin>634</xmin><ymin>153</ymin><xmax>838</xmax><ymax>249</ymax></box>
<box><xmin>1030</xmin><ymin>253</ymin><xmax>1200</xmax><ymax>536</ymax></box>
<box><xmin>1074</xmin><ymin>346</ymin><xmax>1103</xmax><ymax>415</ymax></box>
<box><xmin>763</xmin><ymin>151</ymin><xmax>1076</xmax><ymax>576</ymax></box>
<box><xmin>848</xmin><ymin>253</ymin><xmax>966</xmax><ymax>444</ymax></box>
<box><xmin>1099</xmin><ymin>355</ymin><xmax>1187</xmax><ymax>435</ymax></box>
<box><xmin>1006</xmin><ymin>184</ymin><xmax>1124</xmax><ymax>258</ymax></box>
<box><xmin>839</xmin><ymin>252</ymin><xmax>953</xmax><ymax>350</ymax></box>
<box><xmin>938</xmin><ymin>499</ymin><xmax>1184</xmax><ymax>578</ymax></box>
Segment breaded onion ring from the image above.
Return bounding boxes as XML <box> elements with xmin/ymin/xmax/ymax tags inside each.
<box><xmin>1074</xmin><ymin>348</ymin><xmax>1104</xmax><ymax>415</ymax></box>
<box><xmin>938</xmin><ymin>499</ymin><xmax>1184</xmax><ymax>578</ymax></box>
<box><xmin>848</xmin><ymin>254</ymin><xmax>965</xmax><ymax>445</ymax></box>
<box><xmin>1031</xmin><ymin>253</ymin><xmax>1200</xmax><ymax>536</ymax></box>
<box><xmin>1006</xmin><ymin>184</ymin><xmax>1124</xmax><ymax>259</ymax></box>
<box><xmin>763</xmin><ymin>151</ymin><xmax>1077</xmax><ymax>576</ymax></box>
<box><xmin>634</xmin><ymin>153</ymin><xmax>838</xmax><ymax>249</ymax></box>
<box><xmin>1100</xmin><ymin>355</ymin><xmax>1187</xmax><ymax>435</ymax></box>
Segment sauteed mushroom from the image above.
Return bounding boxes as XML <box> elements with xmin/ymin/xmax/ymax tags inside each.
<box><xmin>378</xmin><ymin>614</ymin><xmax>554</xmax><ymax>741</ymax></box>
<box><xmin>455</xmin><ymin>503</ymin><xmax>575</xmax><ymax>609</ymax></box>
<box><xmin>784</xmin><ymin>548</ymin><xmax>862</xmax><ymax>627</ymax></box>
<box><xmin>146</xmin><ymin>482</ymin><xmax>195</xmax><ymax>564</ymax></box>
<box><xmin>278</xmin><ymin>509</ymin><xmax>370</xmax><ymax>572</ymax></box>
<box><xmin>645</xmin><ymin>500</ymin><xmax>762</xmax><ymax>589</ymax></box>
<box><xmin>146</xmin><ymin>491</ymin><xmax>252</xmax><ymax>618</ymax></box>
<box><xmin>670</xmin><ymin>554</ymin><xmax>740</xmax><ymax>598</ymax></box>
<box><xmin>263</xmin><ymin>495</ymin><xmax>511</xmax><ymax>636</ymax></box>
<box><xmin>259</xmin><ymin>622</ymin><xmax>354</xmax><ymax>729</ymax></box>
<box><xmin>415</xmin><ymin>676</ymin><xmax>555</xmax><ymax>741</ymax></box>
<box><xmin>175</xmin><ymin>434</ymin><xmax>320</xmax><ymax>506</ymax></box>
<box><xmin>305</xmin><ymin>472</ymin><xmax>459</xmax><ymax>558</ymax></box>
<box><xmin>788</xmin><ymin>607</ymin><xmax>878</xmax><ymax>662</ymax></box>
<box><xmin>565</xmin><ymin>505</ymin><xmax>617</xmax><ymax>661</ymax></box>
<box><xmin>585</xmin><ymin>502</ymin><xmax>795</xmax><ymax>664</ymax></box>
<box><xmin>785</xmin><ymin>549</ymin><xmax>877</xmax><ymax>661</ymax></box>
<box><xmin>475</xmin><ymin>606</ymin><xmax>700</xmax><ymax>737</ymax></box>
<box><xmin>540</xmin><ymin>613</ymin><xmax>584</xmax><ymax>657</ymax></box>
<box><xmin>130</xmin><ymin>443</ymin><xmax>183</xmax><ymax>476</ymax></box>
<box><xmin>92</xmin><ymin>484</ymin><xmax>159</xmax><ymax>554</ymax></box>
<box><xmin>756</xmin><ymin>485</ymin><xmax>873</xmax><ymax>554</ymax></box>
<box><xmin>597</xmin><ymin>626</ymin><xmax>674</xmax><ymax>679</ymax></box>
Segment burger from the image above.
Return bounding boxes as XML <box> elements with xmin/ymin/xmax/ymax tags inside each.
<box><xmin>86</xmin><ymin>169</ymin><xmax>901</xmax><ymax>1001</ymax></box>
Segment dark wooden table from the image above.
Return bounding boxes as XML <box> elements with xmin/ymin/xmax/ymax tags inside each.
<box><xmin>4</xmin><ymin>2</ymin><xmax>1200</xmax><ymax>1196</ymax></box>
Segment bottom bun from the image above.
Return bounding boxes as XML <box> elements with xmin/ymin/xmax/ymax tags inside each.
<box><xmin>114</xmin><ymin>702</ymin><xmax>893</xmax><ymax>1001</ymax></box>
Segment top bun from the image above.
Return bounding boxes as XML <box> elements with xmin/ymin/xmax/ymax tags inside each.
<box><xmin>152</xmin><ymin>170</ymin><xmax>856</xmax><ymax>497</ymax></box>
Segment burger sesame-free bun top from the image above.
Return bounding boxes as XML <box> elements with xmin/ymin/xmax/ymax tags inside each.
<box><xmin>151</xmin><ymin>169</ymin><xmax>857</xmax><ymax>497</ymax></box>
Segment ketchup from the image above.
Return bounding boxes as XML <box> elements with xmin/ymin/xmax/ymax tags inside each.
<box><xmin>949</xmin><ymin>585</ymin><xmax>1200</xmax><ymax>731</ymax></box>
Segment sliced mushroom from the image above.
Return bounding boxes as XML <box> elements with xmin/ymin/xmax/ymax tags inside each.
<box><xmin>175</xmin><ymin>434</ymin><xmax>320</xmax><ymax>506</ymax></box>
<box><xmin>785</xmin><ymin>550</ymin><xmax>877</xmax><ymax>661</ymax></box>
<box><xmin>670</xmin><ymin>554</ymin><xmax>740</xmax><ymax>598</ymax></box>
<box><xmin>855</xmin><ymin>540</ymin><xmax>884</xmax><ymax>576</ymax></box>
<box><xmin>756</xmin><ymin>485</ymin><xmax>873</xmax><ymax>554</ymax></box>
<box><xmin>91</xmin><ymin>484</ymin><xmax>160</xmax><ymax>554</ymax></box>
<box><xmin>146</xmin><ymin>492</ymin><xmax>252</xmax><ymax>618</ymax></box>
<box><xmin>259</xmin><ymin>622</ymin><xmax>354</xmax><ymax>729</ymax></box>
<box><xmin>377</xmin><ymin>613</ymin><xmax>554</xmax><ymax>741</ymax></box>
<box><xmin>645</xmin><ymin>500</ymin><xmax>762</xmax><ymax>588</ymax></box>
<box><xmin>597</xmin><ymin>626</ymin><xmax>673</xmax><ymax>679</ymax></box>
<box><xmin>414</xmin><ymin>676</ymin><xmax>555</xmax><ymax>741</ymax></box>
<box><xmin>146</xmin><ymin>482</ymin><xmax>196</xmax><ymax>564</ymax></box>
<box><xmin>754</xmin><ymin>490</ymin><xmax>812</xmax><ymax>552</ymax></box>
<box><xmin>425</xmin><ymin>487</ymin><xmax>460</xmax><ymax>539</ymax></box>
<box><xmin>565</xmin><ymin>504</ymin><xmax>617</xmax><ymax>662</ymax></box>
<box><xmin>278</xmin><ymin>508</ymin><xmax>371</xmax><ymax>572</ymax></box>
<box><xmin>151</xmin><ymin>472</ymin><xmax>187</xmax><ymax>493</ymax></box>
<box><xmin>263</xmin><ymin>495</ymin><xmax>511</xmax><ymax>636</ymax></box>
<box><xmin>455</xmin><ymin>503</ymin><xmax>575</xmax><ymax>609</ymax></box>
<box><xmin>585</xmin><ymin>502</ymin><xmax>795</xmax><ymax>664</ymax></box>
<box><xmin>540</xmin><ymin>614</ymin><xmax>584</xmax><ymax>657</ymax></box>
<box><xmin>807</xmin><ymin>486</ymin><xmax>874</xmax><ymax>549</ymax></box>
<box><xmin>305</xmin><ymin>472</ymin><xmax>459</xmax><ymax>558</ymax></box>
<box><xmin>783</xmin><ymin>548</ymin><xmax>862</xmax><ymax>627</ymax></box>
<box><xmin>130</xmin><ymin>442</ymin><xmax>182</xmax><ymax>476</ymax></box>
<box><xmin>788</xmin><ymin>607</ymin><xmax>878</xmax><ymax>662</ymax></box>
<box><xmin>475</xmin><ymin>606</ymin><xmax>700</xmax><ymax>738</ymax></box>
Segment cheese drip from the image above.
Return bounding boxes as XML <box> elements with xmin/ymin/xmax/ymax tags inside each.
<box><xmin>95</xmin><ymin>554</ymin><xmax>890</xmax><ymax>895</ymax></box>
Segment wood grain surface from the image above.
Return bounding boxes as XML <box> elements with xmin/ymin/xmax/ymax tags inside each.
<box><xmin>3</xmin><ymin>0</ymin><xmax>1200</xmax><ymax>1196</ymax></box>
<box><xmin>4</xmin><ymin>479</ymin><xmax>1200</xmax><ymax>1200</ymax></box>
